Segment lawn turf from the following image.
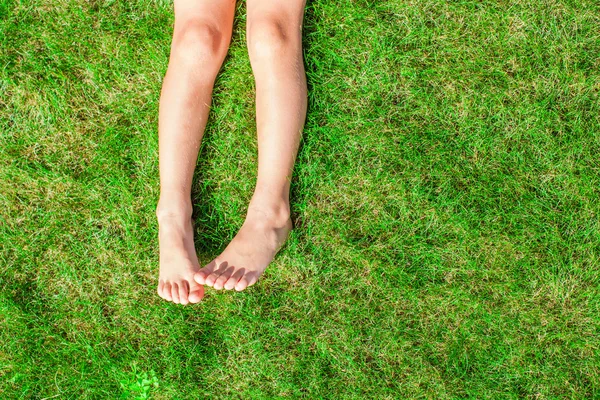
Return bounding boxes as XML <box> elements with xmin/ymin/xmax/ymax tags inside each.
<box><xmin>1</xmin><ymin>0</ymin><xmax>600</xmax><ymax>398</ymax></box>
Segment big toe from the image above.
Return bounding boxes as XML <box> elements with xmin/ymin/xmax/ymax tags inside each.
<box><xmin>188</xmin><ymin>283</ymin><xmax>204</xmax><ymax>303</ymax></box>
<box><xmin>194</xmin><ymin>261</ymin><xmax>217</xmax><ymax>285</ymax></box>
<box><xmin>194</xmin><ymin>270</ymin><xmax>208</xmax><ymax>285</ymax></box>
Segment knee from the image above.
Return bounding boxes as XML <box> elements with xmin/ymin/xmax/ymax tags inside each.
<box><xmin>247</xmin><ymin>18</ymin><xmax>296</xmax><ymax>62</ymax></box>
<box><xmin>170</xmin><ymin>19</ymin><xmax>227</xmax><ymax>70</ymax></box>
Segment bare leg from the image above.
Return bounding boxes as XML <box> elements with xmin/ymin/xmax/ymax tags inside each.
<box><xmin>195</xmin><ymin>0</ymin><xmax>307</xmax><ymax>291</ymax></box>
<box><xmin>157</xmin><ymin>0</ymin><xmax>235</xmax><ymax>304</ymax></box>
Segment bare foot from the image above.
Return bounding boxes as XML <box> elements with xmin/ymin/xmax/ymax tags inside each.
<box><xmin>194</xmin><ymin>204</ymin><xmax>291</xmax><ymax>291</ymax></box>
<box><xmin>157</xmin><ymin>214</ymin><xmax>204</xmax><ymax>304</ymax></box>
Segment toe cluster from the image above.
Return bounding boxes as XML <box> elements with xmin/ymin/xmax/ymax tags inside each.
<box><xmin>158</xmin><ymin>279</ymin><xmax>203</xmax><ymax>305</ymax></box>
<box><xmin>194</xmin><ymin>261</ymin><xmax>259</xmax><ymax>292</ymax></box>
<box><xmin>158</xmin><ymin>262</ymin><xmax>260</xmax><ymax>305</ymax></box>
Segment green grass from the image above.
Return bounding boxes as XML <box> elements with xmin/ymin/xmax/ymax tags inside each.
<box><xmin>1</xmin><ymin>0</ymin><xmax>600</xmax><ymax>398</ymax></box>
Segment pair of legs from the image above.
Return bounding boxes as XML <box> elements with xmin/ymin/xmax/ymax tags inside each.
<box><xmin>156</xmin><ymin>0</ymin><xmax>307</xmax><ymax>304</ymax></box>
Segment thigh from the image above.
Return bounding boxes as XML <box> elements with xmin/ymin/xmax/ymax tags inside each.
<box><xmin>246</xmin><ymin>0</ymin><xmax>306</xmax><ymax>29</ymax></box>
<box><xmin>173</xmin><ymin>0</ymin><xmax>236</xmax><ymax>39</ymax></box>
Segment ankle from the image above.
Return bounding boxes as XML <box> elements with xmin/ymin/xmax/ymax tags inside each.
<box><xmin>156</xmin><ymin>198</ymin><xmax>193</xmax><ymax>223</ymax></box>
<box><xmin>247</xmin><ymin>197</ymin><xmax>291</xmax><ymax>228</ymax></box>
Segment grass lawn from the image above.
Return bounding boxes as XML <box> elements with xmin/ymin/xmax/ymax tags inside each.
<box><xmin>1</xmin><ymin>0</ymin><xmax>600</xmax><ymax>398</ymax></box>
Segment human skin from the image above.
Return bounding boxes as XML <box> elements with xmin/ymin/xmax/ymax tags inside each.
<box><xmin>156</xmin><ymin>0</ymin><xmax>307</xmax><ymax>304</ymax></box>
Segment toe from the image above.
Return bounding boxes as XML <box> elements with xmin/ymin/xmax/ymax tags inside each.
<box><xmin>235</xmin><ymin>271</ymin><xmax>259</xmax><ymax>292</ymax></box>
<box><xmin>194</xmin><ymin>270</ymin><xmax>208</xmax><ymax>285</ymax></box>
<box><xmin>157</xmin><ymin>281</ymin><xmax>165</xmax><ymax>298</ymax></box>
<box><xmin>205</xmin><ymin>262</ymin><xmax>228</xmax><ymax>287</ymax></box>
<box><xmin>205</xmin><ymin>273</ymin><xmax>218</xmax><ymax>287</ymax></box>
<box><xmin>213</xmin><ymin>267</ymin><xmax>234</xmax><ymax>290</ymax></box>
<box><xmin>235</xmin><ymin>276</ymin><xmax>249</xmax><ymax>291</ymax></box>
<box><xmin>171</xmin><ymin>282</ymin><xmax>180</xmax><ymax>304</ymax></box>
<box><xmin>188</xmin><ymin>283</ymin><xmax>204</xmax><ymax>303</ymax></box>
<box><xmin>163</xmin><ymin>282</ymin><xmax>173</xmax><ymax>301</ymax></box>
<box><xmin>179</xmin><ymin>281</ymin><xmax>189</xmax><ymax>305</ymax></box>
<box><xmin>194</xmin><ymin>261</ymin><xmax>216</xmax><ymax>285</ymax></box>
<box><xmin>224</xmin><ymin>268</ymin><xmax>245</xmax><ymax>290</ymax></box>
